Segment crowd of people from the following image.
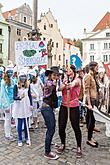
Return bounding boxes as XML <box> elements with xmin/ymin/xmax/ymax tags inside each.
<box><xmin>0</xmin><ymin>61</ymin><xmax>110</xmax><ymax>160</ymax></box>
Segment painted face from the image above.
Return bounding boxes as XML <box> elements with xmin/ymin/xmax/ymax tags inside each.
<box><xmin>19</xmin><ymin>75</ymin><xmax>27</xmax><ymax>84</ymax></box>
<box><xmin>7</xmin><ymin>70</ymin><xmax>13</xmax><ymax>78</ymax></box>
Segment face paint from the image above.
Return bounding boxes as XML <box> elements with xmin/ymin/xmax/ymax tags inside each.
<box><xmin>19</xmin><ymin>75</ymin><xmax>27</xmax><ymax>84</ymax></box>
<box><xmin>7</xmin><ymin>70</ymin><xmax>13</xmax><ymax>78</ymax></box>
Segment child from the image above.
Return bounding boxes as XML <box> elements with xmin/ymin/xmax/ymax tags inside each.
<box><xmin>1</xmin><ymin>66</ymin><xmax>15</xmax><ymax>141</ymax></box>
<box><xmin>13</xmin><ymin>69</ymin><xmax>33</xmax><ymax>146</ymax></box>
<box><xmin>29</xmin><ymin>70</ymin><xmax>40</xmax><ymax>128</ymax></box>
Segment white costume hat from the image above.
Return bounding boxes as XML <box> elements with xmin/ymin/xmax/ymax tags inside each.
<box><xmin>0</xmin><ymin>66</ymin><xmax>4</xmax><ymax>72</ymax></box>
<box><xmin>19</xmin><ymin>69</ymin><xmax>28</xmax><ymax>77</ymax></box>
<box><xmin>28</xmin><ymin>69</ymin><xmax>36</xmax><ymax>77</ymax></box>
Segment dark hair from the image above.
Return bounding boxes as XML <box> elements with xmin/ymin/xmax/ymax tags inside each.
<box><xmin>83</xmin><ymin>65</ymin><xmax>89</xmax><ymax>74</ymax></box>
<box><xmin>70</xmin><ymin>65</ymin><xmax>76</xmax><ymax>80</ymax></box>
<box><xmin>89</xmin><ymin>62</ymin><xmax>98</xmax><ymax>71</ymax></box>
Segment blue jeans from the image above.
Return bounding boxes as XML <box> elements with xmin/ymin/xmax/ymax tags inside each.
<box><xmin>17</xmin><ymin>118</ymin><xmax>29</xmax><ymax>142</ymax></box>
<box><xmin>41</xmin><ymin>106</ymin><xmax>56</xmax><ymax>154</ymax></box>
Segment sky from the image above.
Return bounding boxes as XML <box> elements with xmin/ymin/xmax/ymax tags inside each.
<box><xmin>1</xmin><ymin>0</ymin><xmax>110</xmax><ymax>39</ymax></box>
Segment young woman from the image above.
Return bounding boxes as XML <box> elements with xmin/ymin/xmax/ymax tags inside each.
<box><xmin>1</xmin><ymin>67</ymin><xmax>15</xmax><ymax>141</ymax></box>
<box><xmin>57</xmin><ymin>65</ymin><xmax>82</xmax><ymax>158</ymax></box>
<box><xmin>41</xmin><ymin>67</ymin><xmax>59</xmax><ymax>160</ymax></box>
<box><xmin>12</xmin><ymin>70</ymin><xmax>33</xmax><ymax>146</ymax></box>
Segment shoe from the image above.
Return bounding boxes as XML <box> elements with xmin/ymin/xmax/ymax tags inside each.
<box><xmin>86</xmin><ymin>141</ymin><xmax>98</xmax><ymax>148</ymax></box>
<box><xmin>18</xmin><ymin>141</ymin><xmax>23</xmax><ymax>147</ymax></box>
<box><xmin>5</xmin><ymin>135</ymin><xmax>16</xmax><ymax>142</ymax></box>
<box><xmin>44</xmin><ymin>152</ymin><xmax>59</xmax><ymax>160</ymax></box>
<box><xmin>76</xmin><ymin>148</ymin><xmax>82</xmax><ymax>158</ymax></box>
<box><xmin>56</xmin><ymin>144</ymin><xmax>65</xmax><ymax>154</ymax></box>
<box><xmin>25</xmin><ymin>139</ymin><xmax>30</xmax><ymax>145</ymax></box>
<box><xmin>93</xmin><ymin>127</ymin><xmax>100</xmax><ymax>132</ymax></box>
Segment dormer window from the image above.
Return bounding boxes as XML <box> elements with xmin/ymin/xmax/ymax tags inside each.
<box><xmin>106</xmin><ymin>33</ymin><xmax>110</xmax><ymax>37</ymax></box>
<box><xmin>24</xmin><ymin>17</ymin><xmax>27</xmax><ymax>23</ymax></box>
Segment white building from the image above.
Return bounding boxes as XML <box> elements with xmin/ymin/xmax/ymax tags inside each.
<box><xmin>82</xmin><ymin>27</ymin><xmax>110</xmax><ymax>67</ymax></box>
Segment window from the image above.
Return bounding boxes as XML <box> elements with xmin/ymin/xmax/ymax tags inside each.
<box><xmin>63</xmin><ymin>54</ymin><xmax>65</xmax><ymax>66</ymax></box>
<box><xmin>44</xmin><ymin>24</ymin><xmax>46</xmax><ymax>30</ymax></box>
<box><xmin>104</xmin><ymin>43</ymin><xmax>108</xmax><ymax>49</ymax></box>
<box><xmin>90</xmin><ymin>44</ymin><xmax>94</xmax><ymax>50</ymax></box>
<box><xmin>109</xmin><ymin>55</ymin><xmax>110</xmax><ymax>62</ymax></box>
<box><xmin>0</xmin><ymin>43</ymin><xmax>2</xmax><ymax>53</ymax></box>
<box><xmin>0</xmin><ymin>29</ymin><xmax>2</xmax><ymax>35</ymax></box>
<box><xmin>109</xmin><ymin>43</ymin><xmax>110</xmax><ymax>49</ymax></box>
<box><xmin>90</xmin><ymin>55</ymin><xmax>94</xmax><ymax>62</ymax></box>
<box><xmin>50</xmin><ymin>24</ymin><xmax>53</xmax><ymax>28</ymax></box>
<box><xmin>17</xmin><ymin>29</ymin><xmax>21</xmax><ymax>36</ymax></box>
<box><xmin>59</xmin><ymin>55</ymin><xmax>61</xmax><ymax>61</ymax></box>
<box><xmin>52</xmin><ymin>42</ymin><xmax>54</xmax><ymax>47</ymax></box>
<box><xmin>106</xmin><ymin>33</ymin><xmax>110</xmax><ymax>37</ymax></box>
<box><xmin>18</xmin><ymin>38</ymin><xmax>21</xmax><ymax>41</ymax></box>
<box><xmin>43</xmin><ymin>37</ymin><xmax>46</xmax><ymax>41</ymax></box>
<box><xmin>103</xmin><ymin>55</ymin><xmax>108</xmax><ymax>62</ymax></box>
<box><xmin>56</xmin><ymin>42</ymin><xmax>58</xmax><ymax>48</ymax></box>
<box><xmin>24</xmin><ymin>17</ymin><xmax>27</xmax><ymax>23</ymax></box>
<box><xmin>54</xmin><ymin>54</ymin><xmax>56</xmax><ymax>60</ymax></box>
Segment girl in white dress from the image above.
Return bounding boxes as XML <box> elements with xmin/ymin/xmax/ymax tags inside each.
<box><xmin>13</xmin><ymin>70</ymin><xmax>33</xmax><ymax>146</ymax></box>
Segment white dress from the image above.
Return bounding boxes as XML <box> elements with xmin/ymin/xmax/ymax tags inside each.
<box><xmin>12</xmin><ymin>87</ymin><xmax>32</xmax><ymax>119</ymax></box>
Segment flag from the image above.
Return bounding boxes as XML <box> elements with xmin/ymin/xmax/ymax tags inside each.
<box><xmin>104</xmin><ymin>62</ymin><xmax>110</xmax><ymax>77</ymax></box>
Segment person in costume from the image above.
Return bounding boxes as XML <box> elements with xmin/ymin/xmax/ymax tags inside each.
<box><xmin>13</xmin><ymin>69</ymin><xmax>33</xmax><ymax>146</ymax></box>
<box><xmin>1</xmin><ymin>66</ymin><xmax>15</xmax><ymax>141</ymax></box>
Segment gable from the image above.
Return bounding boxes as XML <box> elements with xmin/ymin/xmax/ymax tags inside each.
<box><xmin>87</xmin><ymin>28</ymin><xmax>110</xmax><ymax>39</ymax></box>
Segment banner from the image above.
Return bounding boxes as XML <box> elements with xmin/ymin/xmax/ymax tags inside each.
<box><xmin>15</xmin><ymin>41</ymin><xmax>48</xmax><ymax>67</ymax></box>
<box><xmin>104</xmin><ymin>62</ymin><xmax>110</xmax><ymax>77</ymax></box>
<box><xmin>70</xmin><ymin>54</ymin><xmax>82</xmax><ymax>71</ymax></box>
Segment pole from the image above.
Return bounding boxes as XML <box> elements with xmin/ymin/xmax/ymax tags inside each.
<box><xmin>32</xmin><ymin>0</ymin><xmax>38</xmax><ymax>30</ymax></box>
<box><xmin>67</xmin><ymin>44</ymin><xmax>71</xmax><ymax>121</ymax></box>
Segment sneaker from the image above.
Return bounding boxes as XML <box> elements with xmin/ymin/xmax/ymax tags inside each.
<box><xmin>76</xmin><ymin>148</ymin><xmax>82</xmax><ymax>158</ymax></box>
<box><xmin>56</xmin><ymin>144</ymin><xmax>65</xmax><ymax>154</ymax></box>
<box><xmin>44</xmin><ymin>152</ymin><xmax>59</xmax><ymax>160</ymax></box>
<box><xmin>18</xmin><ymin>141</ymin><xmax>23</xmax><ymax>147</ymax></box>
<box><xmin>25</xmin><ymin>139</ymin><xmax>30</xmax><ymax>145</ymax></box>
<box><xmin>5</xmin><ymin>135</ymin><xmax>16</xmax><ymax>142</ymax></box>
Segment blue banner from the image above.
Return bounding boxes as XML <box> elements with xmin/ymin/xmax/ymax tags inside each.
<box><xmin>70</xmin><ymin>54</ymin><xmax>82</xmax><ymax>71</ymax></box>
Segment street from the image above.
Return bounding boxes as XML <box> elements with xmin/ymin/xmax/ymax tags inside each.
<box><xmin>0</xmin><ymin>111</ymin><xmax>110</xmax><ymax>165</ymax></box>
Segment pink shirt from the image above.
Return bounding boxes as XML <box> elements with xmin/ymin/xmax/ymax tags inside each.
<box><xmin>61</xmin><ymin>78</ymin><xmax>81</xmax><ymax>108</ymax></box>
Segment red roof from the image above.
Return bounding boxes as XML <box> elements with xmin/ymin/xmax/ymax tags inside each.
<box><xmin>3</xmin><ymin>9</ymin><xmax>16</xmax><ymax>19</ymax></box>
<box><xmin>63</xmin><ymin>38</ymin><xmax>75</xmax><ymax>46</ymax></box>
<box><xmin>93</xmin><ymin>12</ymin><xmax>110</xmax><ymax>32</ymax></box>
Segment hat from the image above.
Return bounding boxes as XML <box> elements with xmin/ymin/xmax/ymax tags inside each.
<box><xmin>19</xmin><ymin>69</ymin><xmax>27</xmax><ymax>76</ymax></box>
<box><xmin>0</xmin><ymin>66</ymin><xmax>4</xmax><ymax>72</ymax></box>
<box><xmin>89</xmin><ymin>62</ymin><xmax>98</xmax><ymax>68</ymax></box>
<box><xmin>28</xmin><ymin>70</ymin><xmax>36</xmax><ymax>77</ymax></box>
<box><xmin>51</xmin><ymin>66</ymin><xmax>59</xmax><ymax>74</ymax></box>
<box><xmin>45</xmin><ymin>68</ymin><xmax>53</xmax><ymax>76</ymax></box>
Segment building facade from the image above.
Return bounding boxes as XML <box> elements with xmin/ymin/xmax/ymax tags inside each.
<box><xmin>37</xmin><ymin>9</ymin><xmax>63</xmax><ymax>67</ymax></box>
<box><xmin>63</xmin><ymin>38</ymin><xmax>81</xmax><ymax>68</ymax></box>
<box><xmin>82</xmin><ymin>12</ymin><xmax>110</xmax><ymax>67</ymax></box>
<box><xmin>3</xmin><ymin>3</ymin><xmax>32</xmax><ymax>64</ymax></box>
<box><xmin>0</xmin><ymin>4</ymin><xmax>8</xmax><ymax>66</ymax></box>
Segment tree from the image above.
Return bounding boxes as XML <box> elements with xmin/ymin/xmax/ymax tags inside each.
<box><xmin>74</xmin><ymin>39</ymin><xmax>83</xmax><ymax>57</ymax></box>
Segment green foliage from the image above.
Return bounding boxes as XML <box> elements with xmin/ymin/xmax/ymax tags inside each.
<box><xmin>23</xmin><ymin>50</ymin><xmax>36</xmax><ymax>57</ymax></box>
<box><xmin>74</xmin><ymin>39</ymin><xmax>83</xmax><ymax>56</ymax></box>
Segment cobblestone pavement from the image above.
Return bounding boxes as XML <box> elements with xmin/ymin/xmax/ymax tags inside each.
<box><xmin>0</xmin><ymin>111</ymin><xmax>110</xmax><ymax>165</ymax></box>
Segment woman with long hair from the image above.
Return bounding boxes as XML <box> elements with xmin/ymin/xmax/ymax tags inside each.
<box><xmin>57</xmin><ymin>65</ymin><xmax>82</xmax><ymax>158</ymax></box>
<box><xmin>12</xmin><ymin>69</ymin><xmax>33</xmax><ymax>146</ymax></box>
